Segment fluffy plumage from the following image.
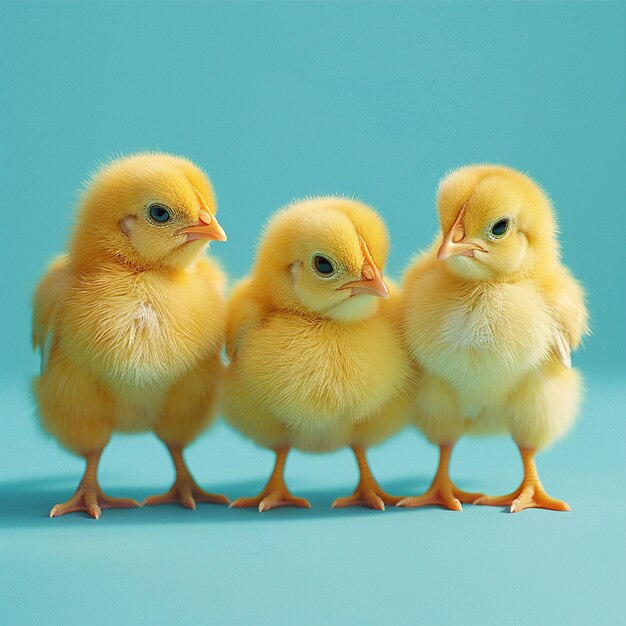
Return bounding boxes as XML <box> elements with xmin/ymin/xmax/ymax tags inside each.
<box><xmin>222</xmin><ymin>197</ymin><xmax>413</xmax><ymax>511</ymax></box>
<box><xmin>33</xmin><ymin>153</ymin><xmax>229</xmax><ymax>518</ymax></box>
<box><xmin>398</xmin><ymin>165</ymin><xmax>589</xmax><ymax>512</ymax></box>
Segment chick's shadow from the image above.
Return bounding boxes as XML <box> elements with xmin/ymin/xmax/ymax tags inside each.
<box><xmin>0</xmin><ymin>475</ymin><xmax>437</xmax><ymax>528</ymax></box>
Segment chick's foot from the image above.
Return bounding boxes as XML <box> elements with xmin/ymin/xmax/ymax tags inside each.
<box><xmin>229</xmin><ymin>447</ymin><xmax>311</xmax><ymax>512</ymax></box>
<box><xmin>143</xmin><ymin>476</ymin><xmax>229</xmax><ymax>510</ymax></box>
<box><xmin>397</xmin><ymin>480</ymin><xmax>482</xmax><ymax>511</ymax></box>
<box><xmin>144</xmin><ymin>444</ymin><xmax>229</xmax><ymax>509</ymax></box>
<box><xmin>396</xmin><ymin>443</ymin><xmax>483</xmax><ymax>511</ymax></box>
<box><xmin>332</xmin><ymin>483</ymin><xmax>400</xmax><ymax>511</ymax></box>
<box><xmin>332</xmin><ymin>447</ymin><xmax>400</xmax><ymax>510</ymax></box>
<box><xmin>50</xmin><ymin>486</ymin><xmax>139</xmax><ymax>520</ymax></box>
<box><xmin>230</xmin><ymin>488</ymin><xmax>311</xmax><ymax>512</ymax></box>
<box><xmin>473</xmin><ymin>484</ymin><xmax>570</xmax><ymax>513</ymax></box>
<box><xmin>49</xmin><ymin>450</ymin><xmax>139</xmax><ymax>520</ymax></box>
<box><xmin>473</xmin><ymin>447</ymin><xmax>570</xmax><ymax>513</ymax></box>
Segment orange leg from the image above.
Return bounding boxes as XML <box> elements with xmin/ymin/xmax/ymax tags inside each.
<box><xmin>50</xmin><ymin>450</ymin><xmax>140</xmax><ymax>520</ymax></box>
<box><xmin>474</xmin><ymin>446</ymin><xmax>570</xmax><ymax>513</ymax></box>
<box><xmin>143</xmin><ymin>445</ymin><xmax>229</xmax><ymax>510</ymax></box>
<box><xmin>332</xmin><ymin>447</ymin><xmax>400</xmax><ymax>511</ymax></box>
<box><xmin>230</xmin><ymin>448</ymin><xmax>311</xmax><ymax>512</ymax></box>
<box><xmin>397</xmin><ymin>443</ymin><xmax>484</xmax><ymax>511</ymax></box>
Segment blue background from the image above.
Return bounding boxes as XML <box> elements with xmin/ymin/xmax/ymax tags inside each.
<box><xmin>1</xmin><ymin>2</ymin><xmax>624</xmax><ymax>624</ymax></box>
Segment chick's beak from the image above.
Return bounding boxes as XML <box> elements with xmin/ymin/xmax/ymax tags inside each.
<box><xmin>176</xmin><ymin>210</ymin><xmax>227</xmax><ymax>243</ymax></box>
<box><xmin>437</xmin><ymin>201</ymin><xmax>485</xmax><ymax>260</ymax></box>
<box><xmin>339</xmin><ymin>239</ymin><xmax>390</xmax><ymax>299</ymax></box>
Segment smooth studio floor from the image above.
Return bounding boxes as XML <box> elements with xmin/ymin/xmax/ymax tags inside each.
<box><xmin>1</xmin><ymin>375</ymin><xmax>624</xmax><ymax>625</ymax></box>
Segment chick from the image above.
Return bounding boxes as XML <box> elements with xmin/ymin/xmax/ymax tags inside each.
<box><xmin>221</xmin><ymin>197</ymin><xmax>413</xmax><ymax>511</ymax></box>
<box><xmin>32</xmin><ymin>153</ymin><xmax>229</xmax><ymax>518</ymax></box>
<box><xmin>398</xmin><ymin>165</ymin><xmax>589</xmax><ymax>512</ymax></box>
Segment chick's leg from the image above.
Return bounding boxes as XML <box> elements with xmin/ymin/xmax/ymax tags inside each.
<box><xmin>50</xmin><ymin>450</ymin><xmax>140</xmax><ymax>520</ymax></box>
<box><xmin>143</xmin><ymin>444</ymin><xmax>229</xmax><ymax>509</ymax></box>
<box><xmin>230</xmin><ymin>448</ymin><xmax>311</xmax><ymax>512</ymax></box>
<box><xmin>475</xmin><ymin>364</ymin><xmax>578</xmax><ymax>513</ymax></box>
<box><xmin>332</xmin><ymin>447</ymin><xmax>400</xmax><ymax>511</ymax></box>
<box><xmin>397</xmin><ymin>443</ymin><xmax>483</xmax><ymax>511</ymax></box>
<box><xmin>474</xmin><ymin>447</ymin><xmax>570</xmax><ymax>513</ymax></box>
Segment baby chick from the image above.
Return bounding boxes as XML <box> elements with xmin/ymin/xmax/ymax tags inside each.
<box><xmin>32</xmin><ymin>153</ymin><xmax>229</xmax><ymax>518</ymax></box>
<box><xmin>399</xmin><ymin>165</ymin><xmax>588</xmax><ymax>512</ymax></box>
<box><xmin>222</xmin><ymin>197</ymin><xmax>412</xmax><ymax>511</ymax></box>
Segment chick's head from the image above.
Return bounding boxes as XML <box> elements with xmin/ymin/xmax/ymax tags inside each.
<box><xmin>253</xmin><ymin>197</ymin><xmax>390</xmax><ymax>322</ymax></box>
<box><xmin>70</xmin><ymin>153</ymin><xmax>226</xmax><ymax>270</ymax></box>
<box><xmin>435</xmin><ymin>165</ymin><xmax>559</xmax><ymax>281</ymax></box>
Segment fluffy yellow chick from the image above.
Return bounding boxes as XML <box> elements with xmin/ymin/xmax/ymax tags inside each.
<box><xmin>398</xmin><ymin>165</ymin><xmax>589</xmax><ymax>512</ymax></box>
<box><xmin>32</xmin><ymin>153</ymin><xmax>229</xmax><ymax>518</ymax></box>
<box><xmin>221</xmin><ymin>197</ymin><xmax>413</xmax><ymax>511</ymax></box>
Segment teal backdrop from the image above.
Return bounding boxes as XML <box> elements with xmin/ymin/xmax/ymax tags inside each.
<box><xmin>1</xmin><ymin>2</ymin><xmax>624</xmax><ymax>625</ymax></box>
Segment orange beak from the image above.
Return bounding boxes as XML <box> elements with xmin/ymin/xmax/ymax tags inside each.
<box><xmin>339</xmin><ymin>238</ymin><xmax>390</xmax><ymax>299</ymax></box>
<box><xmin>437</xmin><ymin>201</ymin><xmax>485</xmax><ymax>260</ymax></box>
<box><xmin>177</xmin><ymin>210</ymin><xmax>227</xmax><ymax>242</ymax></box>
<box><xmin>177</xmin><ymin>186</ymin><xmax>227</xmax><ymax>242</ymax></box>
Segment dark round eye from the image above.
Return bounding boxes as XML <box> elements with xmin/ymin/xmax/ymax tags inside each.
<box><xmin>313</xmin><ymin>255</ymin><xmax>334</xmax><ymax>276</ymax></box>
<box><xmin>489</xmin><ymin>218</ymin><xmax>510</xmax><ymax>238</ymax></box>
<box><xmin>148</xmin><ymin>203</ymin><xmax>171</xmax><ymax>223</ymax></box>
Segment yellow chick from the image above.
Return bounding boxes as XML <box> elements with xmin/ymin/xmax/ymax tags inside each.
<box><xmin>32</xmin><ymin>153</ymin><xmax>229</xmax><ymax>518</ymax></box>
<box><xmin>398</xmin><ymin>165</ymin><xmax>589</xmax><ymax>512</ymax></box>
<box><xmin>221</xmin><ymin>197</ymin><xmax>413</xmax><ymax>511</ymax></box>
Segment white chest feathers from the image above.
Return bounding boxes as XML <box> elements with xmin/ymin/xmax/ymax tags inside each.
<box><xmin>108</xmin><ymin>301</ymin><xmax>170</xmax><ymax>386</ymax></box>
<box><xmin>414</xmin><ymin>281</ymin><xmax>556</xmax><ymax>409</ymax></box>
<box><xmin>79</xmin><ymin>297</ymin><xmax>185</xmax><ymax>389</ymax></box>
<box><xmin>442</xmin><ymin>295</ymin><xmax>505</xmax><ymax>351</ymax></box>
<box><xmin>131</xmin><ymin>302</ymin><xmax>161</xmax><ymax>339</ymax></box>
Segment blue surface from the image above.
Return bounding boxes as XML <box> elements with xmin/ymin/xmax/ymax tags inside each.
<box><xmin>1</xmin><ymin>2</ymin><xmax>624</xmax><ymax>625</ymax></box>
<box><xmin>2</xmin><ymin>378</ymin><xmax>625</xmax><ymax>625</ymax></box>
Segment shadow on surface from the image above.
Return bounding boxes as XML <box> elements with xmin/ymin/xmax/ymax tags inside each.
<box><xmin>0</xmin><ymin>474</ymin><xmax>460</xmax><ymax>528</ymax></box>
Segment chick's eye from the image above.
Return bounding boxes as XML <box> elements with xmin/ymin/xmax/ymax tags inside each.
<box><xmin>148</xmin><ymin>204</ymin><xmax>171</xmax><ymax>224</ymax></box>
<box><xmin>313</xmin><ymin>255</ymin><xmax>334</xmax><ymax>276</ymax></box>
<box><xmin>489</xmin><ymin>218</ymin><xmax>510</xmax><ymax>239</ymax></box>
